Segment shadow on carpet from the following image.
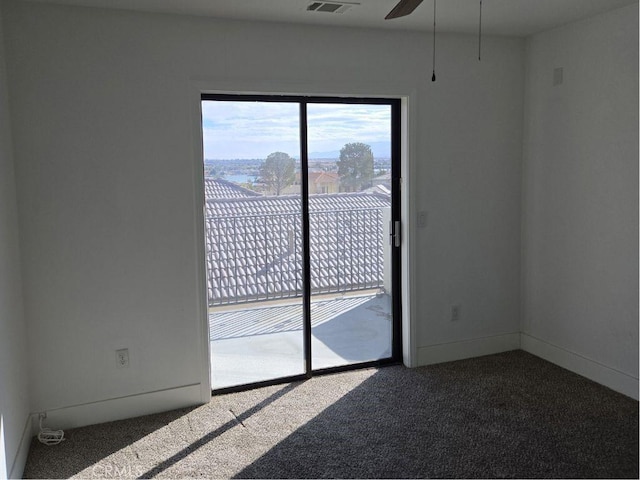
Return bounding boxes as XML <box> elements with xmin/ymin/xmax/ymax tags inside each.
<box><xmin>23</xmin><ymin>351</ymin><xmax>639</xmax><ymax>479</ymax></box>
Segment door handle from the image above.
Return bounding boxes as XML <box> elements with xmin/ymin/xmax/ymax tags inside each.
<box><xmin>389</xmin><ymin>220</ymin><xmax>401</xmax><ymax>247</ymax></box>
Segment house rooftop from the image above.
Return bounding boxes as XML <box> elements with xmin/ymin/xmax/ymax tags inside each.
<box><xmin>204</xmin><ymin>178</ymin><xmax>390</xmax><ymax>305</ymax></box>
<box><xmin>204</xmin><ymin>177</ymin><xmax>260</xmax><ymax>199</ymax></box>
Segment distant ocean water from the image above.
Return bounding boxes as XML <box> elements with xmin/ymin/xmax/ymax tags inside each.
<box><xmin>223</xmin><ymin>174</ymin><xmax>256</xmax><ymax>184</ymax></box>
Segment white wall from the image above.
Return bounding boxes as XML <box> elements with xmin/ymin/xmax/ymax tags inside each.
<box><xmin>2</xmin><ymin>0</ymin><xmax>524</xmax><ymax>427</ymax></box>
<box><xmin>416</xmin><ymin>35</ymin><xmax>524</xmax><ymax>364</ymax></box>
<box><xmin>522</xmin><ymin>3</ymin><xmax>639</xmax><ymax>398</ymax></box>
<box><xmin>0</xmin><ymin>1</ymin><xmax>31</xmax><ymax>477</ymax></box>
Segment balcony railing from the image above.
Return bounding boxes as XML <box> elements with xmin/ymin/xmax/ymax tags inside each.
<box><xmin>205</xmin><ymin>207</ymin><xmax>387</xmax><ymax>306</ymax></box>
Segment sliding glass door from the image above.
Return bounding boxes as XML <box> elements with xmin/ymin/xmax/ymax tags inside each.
<box><xmin>201</xmin><ymin>95</ymin><xmax>401</xmax><ymax>392</ymax></box>
<box><xmin>306</xmin><ymin>102</ymin><xmax>395</xmax><ymax>370</ymax></box>
<box><xmin>201</xmin><ymin>100</ymin><xmax>305</xmax><ymax>389</ymax></box>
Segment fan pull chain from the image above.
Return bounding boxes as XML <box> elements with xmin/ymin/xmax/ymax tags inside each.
<box><xmin>431</xmin><ymin>0</ymin><xmax>436</xmax><ymax>81</ymax></box>
<box><xmin>478</xmin><ymin>0</ymin><xmax>482</xmax><ymax>61</ymax></box>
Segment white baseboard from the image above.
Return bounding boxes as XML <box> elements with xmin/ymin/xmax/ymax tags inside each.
<box><xmin>36</xmin><ymin>383</ymin><xmax>206</xmax><ymax>432</ymax></box>
<box><xmin>417</xmin><ymin>333</ymin><xmax>521</xmax><ymax>366</ymax></box>
<box><xmin>8</xmin><ymin>413</ymin><xmax>33</xmax><ymax>479</ymax></box>
<box><xmin>521</xmin><ymin>333</ymin><xmax>639</xmax><ymax>400</ymax></box>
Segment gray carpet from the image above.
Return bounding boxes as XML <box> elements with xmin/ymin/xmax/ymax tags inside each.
<box><xmin>23</xmin><ymin>351</ymin><xmax>638</xmax><ymax>478</ymax></box>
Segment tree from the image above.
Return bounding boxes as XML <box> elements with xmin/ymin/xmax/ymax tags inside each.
<box><xmin>259</xmin><ymin>152</ymin><xmax>296</xmax><ymax>195</ymax></box>
<box><xmin>337</xmin><ymin>142</ymin><xmax>374</xmax><ymax>192</ymax></box>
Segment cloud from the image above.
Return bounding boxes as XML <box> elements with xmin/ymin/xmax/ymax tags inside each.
<box><xmin>202</xmin><ymin>100</ymin><xmax>391</xmax><ymax>160</ymax></box>
<box><xmin>307</xmin><ymin>104</ymin><xmax>390</xmax><ymax>151</ymax></box>
<box><xmin>202</xmin><ymin>101</ymin><xmax>300</xmax><ymax>159</ymax></box>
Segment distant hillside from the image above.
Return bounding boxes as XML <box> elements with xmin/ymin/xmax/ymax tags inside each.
<box><xmin>206</xmin><ymin>141</ymin><xmax>392</xmax><ymax>162</ymax></box>
<box><xmin>309</xmin><ymin>141</ymin><xmax>391</xmax><ymax>160</ymax></box>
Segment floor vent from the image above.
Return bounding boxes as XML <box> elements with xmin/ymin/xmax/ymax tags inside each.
<box><xmin>307</xmin><ymin>1</ymin><xmax>358</xmax><ymax>14</ymax></box>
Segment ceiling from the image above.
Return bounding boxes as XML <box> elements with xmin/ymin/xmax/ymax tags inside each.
<box><xmin>24</xmin><ymin>0</ymin><xmax>638</xmax><ymax>36</ymax></box>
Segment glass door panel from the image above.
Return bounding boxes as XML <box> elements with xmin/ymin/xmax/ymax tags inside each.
<box><xmin>306</xmin><ymin>103</ymin><xmax>394</xmax><ymax>370</ymax></box>
<box><xmin>202</xmin><ymin>99</ymin><xmax>305</xmax><ymax>390</ymax></box>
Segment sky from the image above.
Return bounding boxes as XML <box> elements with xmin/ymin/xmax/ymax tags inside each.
<box><xmin>202</xmin><ymin>100</ymin><xmax>391</xmax><ymax>160</ymax></box>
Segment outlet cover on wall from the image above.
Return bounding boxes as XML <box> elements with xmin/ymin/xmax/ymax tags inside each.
<box><xmin>553</xmin><ymin>67</ymin><xmax>564</xmax><ymax>86</ymax></box>
<box><xmin>417</xmin><ymin>211</ymin><xmax>427</xmax><ymax>228</ymax></box>
<box><xmin>450</xmin><ymin>305</ymin><xmax>460</xmax><ymax>322</ymax></box>
<box><xmin>116</xmin><ymin>348</ymin><xmax>129</xmax><ymax>368</ymax></box>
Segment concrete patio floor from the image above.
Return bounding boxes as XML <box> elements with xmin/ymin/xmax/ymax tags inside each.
<box><xmin>209</xmin><ymin>292</ymin><xmax>392</xmax><ymax>389</ymax></box>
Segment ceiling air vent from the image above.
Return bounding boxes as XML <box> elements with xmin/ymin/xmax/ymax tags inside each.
<box><xmin>307</xmin><ymin>1</ymin><xmax>359</xmax><ymax>14</ymax></box>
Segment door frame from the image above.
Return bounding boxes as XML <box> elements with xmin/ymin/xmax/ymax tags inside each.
<box><xmin>190</xmin><ymin>80</ymin><xmax>417</xmax><ymax>401</ymax></box>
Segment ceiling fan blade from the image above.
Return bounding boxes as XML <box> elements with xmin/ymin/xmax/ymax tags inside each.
<box><xmin>385</xmin><ymin>0</ymin><xmax>424</xmax><ymax>19</ymax></box>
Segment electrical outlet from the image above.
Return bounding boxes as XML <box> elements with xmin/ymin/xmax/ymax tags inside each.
<box><xmin>450</xmin><ymin>305</ymin><xmax>460</xmax><ymax>322</ymax></box>
<box><xmin>116</xmin><ymin>348</ymin><xmax>129</xmax><ymax>368</ymax></box>
<box><xmin>417</xmin><ymin>211</ymin><xmax>427</xmax><ymax>228</ymax></box>
<box><xmin>553</xmin><ymin>67</ymin><xmax>563</xmax><ymax>86</ymax></box>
